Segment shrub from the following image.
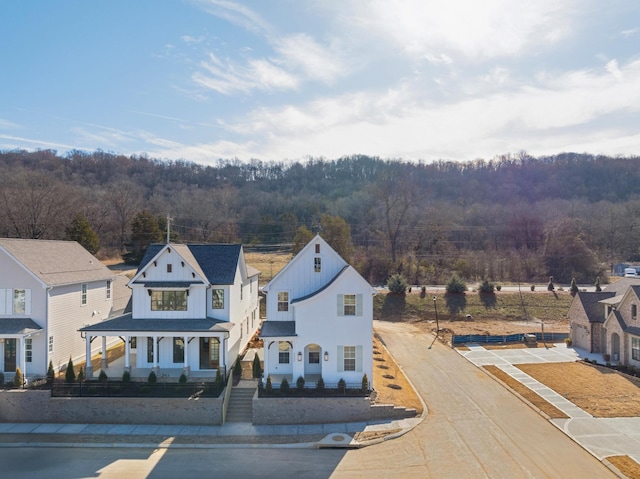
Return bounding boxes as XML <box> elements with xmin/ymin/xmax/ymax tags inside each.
<box><xmin>13</xmin><ymin>367</ymin><xmax>24</xmax><ymax>388</ymax></box>
<box><xmin>478</xmin><ymin>279</ymin><xmax>494</xmax><ymax>294</ymax></box>
<box><xmin>179</xmin><ymin>373</ymin><xmax>187</xmax><ymax>384</ymax></box>
<box><xmin>547</xmin><ymin>276</ymin><xmax>555</xmax><ymax>291</ymax></box>
<box><xmin>64</xmin><ymin>357</ymin><xmax>76</xmax><ymax>383</ymax></box>
<box><xmin>252</xmin><ymin>354</ymin><xmax>262</xmax><ymax>379</ymax></box>
<box><xmin>595</xmin><ymin>276</ymin><xmax>602</xmax><ymax>292</ymax></box>
<box><xmin>233</xmin><ymin>356</ymin><xmax>242</xmax><ymax>377</ymax></box>
<box><xmin>446</xmin><ymin>274</ymin><xmax>467</xmax><ymax>294</ymax></box>
<box><xmin>280</xmin><ymin>377</ymin><xmax>290</xmax><ymax>394</ymax></box>
<box><xmin>570</xmin><ymin>278</ymin><xmax>579</xmax><ymax>296</ymax></box>
<box><xmin>265</xmin><ymin>375</ymin><xmax>273</xmax><ymax>394</ymax></box>
<box><xmin>421</xmin><ymin>286</ymin><xmax>426</xmax><ymax>294</ymax></box>
<box><xmin>47</xmin><ymin>360</ymin><xmax>55</xmax><ymax>383</ymax></box>
<box><xmin>495</xmin><ymin>284</ymin><xmax>502</xmax><ymax>291</ymax></box>
<box><xmin>122</xmin><ymin>370</ymin><xmax>131</xmax><ymax>383</ymax></box>
<box><xmin>77</xmin><ymin>367</ymin><xmax>84</xmax><ymax>382</ymax></box>
<box><xmin>215</xmin><ymin>369</ymin><xmax>223</xmax><ymax>391</ymax></box>
<box><xmin>338</xmin><ymin>378</ymin><xmax>346</xmax><ymax>393</ymax></box>
<box><xmin>98</xmin><ymin>370</ymin><xmax>108</xmax><ymax>383</ymax></box>
<box><xmin>361</xmin><ymin>374</ymin><xmax>369</xmax><ymax>394</ymax></box>
<box><xmin>316</xmin><ymin>376</ymin><xmax>325</xmax><ymax>392</ymax></box>
<box><xmin>148</xmin><ymin>371</ymin><xmax>157</xmax><ymax>384</ymax></box>
<box><xmin>530</xmin><ymin>285</ymin><xmax>535</xmax><ymax>291</ymax></box>
<box><xmin>296</xmin><ymin>376</ymin><xmax>305</xmax><ymax>392</ymax></box>
<box><xmin>387</xmin><ymin>273</ymin><xmax>408</xmax><ymax>295</ymax></box>
<box><xmin>0</xmin><ymin>372</ymin><xmax>4</xmax><ymax>386</ymax></box>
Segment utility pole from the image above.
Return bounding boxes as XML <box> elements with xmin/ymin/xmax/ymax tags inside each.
<box><xmin>166</xmin><ymin>214</ymin><xmax>172</xmax><ymax>244</ymax></box>
<box><xmin>428</xmin><ymin>295</ymin><xmax>440</xmax><ymax>349</ymax></box>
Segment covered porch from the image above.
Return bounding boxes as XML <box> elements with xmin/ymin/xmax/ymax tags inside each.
<box><xmin>79</xmin><ymin>314</ymin><xmax>234</xmax><ymax>380</ymax></box>
<box><xmin>0</xmin><ymin>318</ymin><xmax>42</xmax><ymax>381</ymax></box>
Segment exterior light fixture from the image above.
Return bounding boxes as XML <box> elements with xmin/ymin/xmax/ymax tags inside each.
<box><xmin>324</xmin><ymin>351</ymin><xmax>329</xmax><ymax>361</ymax></box>
<box><xmin>297</xmin><ymin>351</ymin><xmax>302</xmax><ymax>361</ymax></box>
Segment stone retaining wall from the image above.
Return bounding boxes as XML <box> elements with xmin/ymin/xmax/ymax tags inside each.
<box><xmin>0</xmin><ymin>390</ymin><xmax>223</xmax><ymax>425</ymax></box>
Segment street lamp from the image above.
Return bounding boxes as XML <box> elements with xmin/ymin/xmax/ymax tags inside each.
<box><xmin>429</xmin><ymin>296</ymin><xmax>440</xmax><ymax>349</ymax></box>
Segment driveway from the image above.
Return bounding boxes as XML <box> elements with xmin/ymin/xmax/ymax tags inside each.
<box><xmin>459</xmin><ymin>342</ymin><xmax>640</xmax><ymax>466</ymax></box>
<box><xmin>333</xmin><ymin>321</ymin><xmax>614</xmax><ymax>478</ymax></box>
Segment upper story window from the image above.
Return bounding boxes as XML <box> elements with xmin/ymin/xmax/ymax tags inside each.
<box><xmin>81</xmin><ymin>283</ymin><xmax>87</xmax><ymax>305</ymax></box>
<box><xmin>49</xmin><ymin>336</ymin><xmax>54</xmax><ymax>353</ymax></box>
<box><xmin>314</xmin><ymin>257</ymin><xmax>321</xmax><ymax>272</ymax></box>
<box><xmin>13</xmin><ymin>289</ymin><xmax>26</xmax><ymax>314</ymax></box>
<box><xmin>167</xmin><ymin>264</ymin><xmax>172</xmax><ymax>273</ymax></box>
<box><xmin>315</xmin><ymin>244</ymin><xmax>320</xmax><ymax>254</ymax></box>
<box><xmin>106</xmin><ymin>280</ymin><xmax>111</xmax><ymax>300</ymax></box>
<box><xmin>633</xmin><ymin>304</ymin><xmax>637</xmax><ymax>319</ymax></box>
<box><xmin>338</xmin><ymin>294</ymin><xmax>362</xmax><ymax>317</ymax></box>
<box><xmin>344</xmin><ymin>294</ymin><xmax>356</xmax><ymax>315</ymax></box>
<box><xmin>212</xmin><ymin>289</ymin><xmax>224</xmax><ymax>309</ymax></box>
<box><xmin>151</xmin><ymin>290</ymin><xmax>187</xmax><ymax>311</ymax></box>
<box><xmin>278</xmin><ymin>292</ymin><xmax>289</xmax><ymax>312</ymax></box>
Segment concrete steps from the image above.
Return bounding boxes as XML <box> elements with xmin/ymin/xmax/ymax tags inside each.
<box><xmin>225</xmin><ymin>385</ymin><xmax>256</xmax><ymax>423</ymax></box>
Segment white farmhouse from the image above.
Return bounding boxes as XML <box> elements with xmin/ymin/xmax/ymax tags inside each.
<box><xmin>260</xmin><ymin>235</ymin><xmax>376</xmax><ymax>388</ymax></box>
<box><xmin>0</xmin><ymin>238</ymin><xmax>116</xmax><ymax>381</ymax></box>
<box><xmin>80</xmin><ymin>243</ymin><xmax>260</xmax><ymax>379</ymax></box>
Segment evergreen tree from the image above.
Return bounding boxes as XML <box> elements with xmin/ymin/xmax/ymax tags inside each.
<box><xmin>65</xmin><ymin>357</ymin><xmax>76</xmax><ymax>383</ymax></box>
<box><xmin>65</xmin><ymin>213</ymin><xmax>100</xmax><ymax>254</ymax></box>
<box><xmin>478</xmin><ymin>279</ymin><xmax>495</xmax><ymax>294</ymax></box>
<box><xmin>13</xmin><ymin>367</ymin><xmax>23</xmax><ymax>388</ymax></box>
<box><xmin>570</xmin><ymin>277</ymin><xmax>579</xmax><ymax>296</ymax></box>
<box><xmin>47</xmin><ymin>360</ymin><xmax>55</xmax><ymax>383</ymax></box>
<box><xmin>595</xmin><ymin>276</ymin><xmax>602</xmax><ymax>292</ymax></box>
<box><xmin>387</xmin><ymin>273</ymin><xmax>408</xmax><ymax>295</ymax></box>
<box><xmin>123</xmin><ymin>210</ymin><xmax>163</xmax><ymax>264</ymax></box>
<box><xmin>77</xmin><ymin>367</ymin><xmax>84</xmax><ymax>382</ymax></box>
<box><xmin>446</xmin><ymin>274</ymin><xmax>467</xmax><ymax>294</ymax></box>
<box><xmin>252</xmin><ymin>354</ymin><xmax>262</xmax><ymax>379</ymax></box>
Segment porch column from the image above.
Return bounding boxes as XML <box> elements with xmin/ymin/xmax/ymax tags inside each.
<box><xmin>152</xmin><ymin>335</ymin><xmax>159</xmax><ymax>374</ymax></box>
<box><xmin>101</xmin><ymin>336</ymin><xmax>108</xmax><ymax>369</ymax></box>
<box><xmin>85</xmin><ymin>334</ymin><xmax>93</xmax><ymax>378</ymax></box>
<box><xmin>124</xmin><ymin>335</ymin><xmax>131</xmax><ymax>373</ymax></box>
<box><xmin>182</xmin><ymin>335</ymin><xmax>190</xmax><ymax>376</ymax></box>
<box><xmin>19</xmin><ymin>336</ymin><xmax>27</xmax><ymax>383</ymax></box>
<box><xmin>262</xmin><ymin>341</ymin><xmax>269</xmax><ymax>386</ymax></box>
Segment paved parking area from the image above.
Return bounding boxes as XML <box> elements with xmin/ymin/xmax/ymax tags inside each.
<box><xmin>459</xmin><ymin>343</ymin><xmax>640</xmax><ymax>466</ymax></box>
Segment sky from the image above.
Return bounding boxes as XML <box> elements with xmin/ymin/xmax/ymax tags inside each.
<box><xmin>1</xmin><ymin>0</ymin><xmax>639</xmax><ymax>165</ymax></box>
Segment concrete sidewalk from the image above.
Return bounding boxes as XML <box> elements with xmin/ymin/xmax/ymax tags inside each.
<box><xmin>459</xmin><ymin>343</ymin><xmax>640</xmax><ymax>467</ymax></box>
<box><xmin>0</xmin><ymin>416</ymin><xmax>422</xmax><ymax>449</ymax></box>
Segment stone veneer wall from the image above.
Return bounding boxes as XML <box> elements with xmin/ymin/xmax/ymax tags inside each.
<box><xmin>253</xmin><ymin>395</ymin><xmax>374</xmax><ymax>425</ymax></box>
<box><xmin>0</xmin><ymin>390</ymin><xmax>223</xmax><ymax>425</ymax></box>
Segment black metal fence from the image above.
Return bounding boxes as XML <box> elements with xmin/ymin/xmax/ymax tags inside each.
<box><xmin>452</xmin><ymin>332</ymin><xmax>569</xmax><ymax>345</ymax></box>
<box><xmin>258</xmin><ymin>381</ymin><xmax>369</xmax><ymax>398</ymax></box>
<box><xmin>51</xmin><ymin>380</ymin><xmax>225</xmax><ymax>398</ymax></box>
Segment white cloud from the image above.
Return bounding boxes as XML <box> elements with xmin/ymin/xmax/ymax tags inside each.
<box><xmin>621</xmin><ymin>28</ymin><xmax>639</xmax><ymax>37</ymax></box>
<box><xmin>190</xmin><ymin>0</ymin><xmax>272</xmax><ymax>35</ymax></box>
<box><xmin>0</xmin><ymin>118</ymin><xmax>21</xmax><ymax>129</ymax></box>
<box><xmin>274</xmin><ymin>34</ymin><xmax>349</xmax><ymax>84</ymax></box>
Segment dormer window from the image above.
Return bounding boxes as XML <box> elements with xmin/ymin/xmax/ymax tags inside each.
<box><xmin>314</xmin><ymin>257</ymin><xmax>321</xmax><ymax>272</ymax></box>
<box><xmin>167</xmin><ymin>264</ymin><xmax>172</xmax><ymax>273</ymax></box>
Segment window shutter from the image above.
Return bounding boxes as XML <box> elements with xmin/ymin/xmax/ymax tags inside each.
<box><xmin>337</xmin><ymin>294</ymin><xmax>344</xmax><ymax>316</ymax></box>
<box><xmin>24</xmin><ymin>289</ymin><xmax>31</xmax><ymax>315</ymax></box>
<box><xmin>356</xmin><ymin>345</ymin><xmax>363</xmax><ymax>372</ymax></box>
<box><xmin>337</xmin><ymin>345</ymin><xmax>344</xmax><ymax>372</ymax></box>
<box><xmin>0</xmin><ymin>289</ymin><xmax>6</xmax><ymax>315</ymax></box>
<box><xmin>356</xmin><ymin>294</ymin><xmax>363</xmax><ymax>316</ymax></box>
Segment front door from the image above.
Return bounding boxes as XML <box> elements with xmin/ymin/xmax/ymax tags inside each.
<box><xmin>199</xmin><ymin>337</ymin><xmax>220</xmax><ymax>369</ymax></box>
<box><xmin>4</xmin><ymin>339</ymin><xmax>16</xmax><ymax>373</ymax></box>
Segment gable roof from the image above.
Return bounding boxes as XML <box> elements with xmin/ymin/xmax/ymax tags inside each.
<box><xmin>603</xmin><ymin>278</ymin><xmax>640</xmax><ymax>294</ymax></box>
<box><xmin>572</xmin><ymin>291</ymin><xmax>616</xmax><ymax>324</ymax></box>
<box><xmin>0</xmin><ymin>238</ymin><xmax>113</xmax><ymax>287</ymax></box>
<box><xmin>137</xmin><ymin>243</ymin><xmax>244</xmax><ymax>285</ymax></box>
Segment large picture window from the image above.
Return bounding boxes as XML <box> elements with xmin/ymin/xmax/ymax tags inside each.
<box><xmin>633</xmin><ymin>338</ymin><xmax>640</xmax><ymax>361</ymax></box>
<box><xmin>278</xmin><ymin>292</ymin><xmax>289</xmax><ymax>312</ymax></box>
<box><xmin>212</xmin><ymin>289</ymin><xmax>224</xmax><ymax>309</ymax></box>
<box><xmin>151</xmin><ymin>290</ymin><xmax>187</xmax><ymax>311</ymax></box>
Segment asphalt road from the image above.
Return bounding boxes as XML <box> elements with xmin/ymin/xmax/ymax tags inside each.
<box><xmin>0</xmin><ymin>321</ymin><xmax>615</xmax><ymax>479</ymax></box>
<box><xmin>333</xmin><ymin>320</ymin><xmax>614</xmax><ymax>478</ymax></box>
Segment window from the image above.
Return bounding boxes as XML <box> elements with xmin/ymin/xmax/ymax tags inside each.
<box><xmin>278</xmin><ymin>292</ymin><xmax>289</xmax><ymax>312</ymax></box>
<box><xmin>173</xmin><ymin>338</ymin><xmax>184</xmax><ymax>363</ymax></box>
<box><xmin>278</xmin><ymin>341</ymin><xmax>290</xmax><ymax>364</ymax></box>
<box><xmin>48</xmin><ymin>336</ymin><xmax>54</xmax><ymax>353</ymax></box>
<box><xmin>81</xmin><ymin>283</ymin><xmax>87</xmax><ymax>305</ymax></box>
<box><xmin>314</xmin><ymin>257</ymin><xmax>321</xmax><ymax>272</ymax></box>
<box><xmin>212</xmin><ymin>289</ymin><xmax>224</xmax><ymax>309</ymax></box>
<box><xmin>343</xmin><ymin>346</ymin><xmax>356</xmax><ymax>371</ymax></box>
<box><xmin>633</xmin><ymin>304</ymin><xmax>637</xmax><ymax>319</ymax></box>
<box><xmin>633</xmin><ymin>338</ymin><xmax>640</xmax><ymax>361</ymax></box>
<box><xmin>25</xmin><ymin>338</ymin><xmax>32</xmax><ymax>363</ymax></box>
<box><xmin>13</xmin><ymin>289</ymin><xmax>26</xmax><ymax>314</ymax></box>
<box><xmin>147</xmin><ymin>337</ymin><xmax>154</xmax><ymax>363</ymax></box>
<box><xmin>167</xmin><ymin>264</ymin><xmax>173</xmax><ymax>273</ymax></box>
<box><xmin>240</xmin><ymin>284</ymin><xmax>243</xmax><ymax>301</ymax></box>
<box><xmin>130</xmin><ymin>337</ymin><xmax>137</xmax><ymax>349</ymax></box>
<box><xmin>106</xmin><ymin>280</ymin><xmax>111</xmax><ymax>300</ymax></box>
<box><xmin>151</xmin><ymin>290</ymin><xmax>188</xmax><ymax>311</ymax></box>
<box><xmin>315</xmin><ymin>244</ymin><xmax>320</xmax><ymax>254</ymax></box>
<box><xmin>343</xmin><ymin>294</ymin><xmax>356</xmax><ymax>316</ymax></box>
<box><xmin>309</xmin><ymin>351</ymin><xmax>320</xmax><ymax>364</ymax></box>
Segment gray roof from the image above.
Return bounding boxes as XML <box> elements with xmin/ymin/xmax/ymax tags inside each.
<box><xmin>137</xmin><ymin>281</ymin><xmax>204</xmax><ymax>288</ymax></box>
<box><xmin>138</xmin><ymin>244</ymin><xmax>244</xmax><ymax>285</ymax></box>
<box><xmin>110</xmin><ymin>275</ymin><xmax>132</xmax><ymax>317</ymax></box>
<box><xmin>259</xmin><ymin>321</ymin><xmax>296</xmax><ymax>337</ymax></box>
<box><xmin>0</xmin><ymin>238</ymin><xmax>113</xmax><ymax>286</ymax></box>
<box><xmin>574</xmin><ymin>291</ymin><xmax>616</xmax><ymax>323</ymax></box>
<box><xmin>80</xmin><ymin>313</ymin><xmax>233</xmax><ymax>333</ymax></box>
<box><xmin>603</xmin><ymin>278</ymin><xmax>640</xmax><ymax>294</ymax></box>
<box><xmin>0</xmin><ymin>318</ymin><xmax>43</xmax><ymax>335</ymax></box>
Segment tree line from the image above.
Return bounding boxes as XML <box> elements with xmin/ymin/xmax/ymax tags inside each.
<box><xmin>1</xmin><ymin>148</ymin><xmax>639</xmax><ymax>285</ymax></box>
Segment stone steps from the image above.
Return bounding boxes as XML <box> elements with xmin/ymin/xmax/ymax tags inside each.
<box><xmin>225</xmin><ymin>387</ymin><xmax>256</xmax><ymax>423</ymax></box>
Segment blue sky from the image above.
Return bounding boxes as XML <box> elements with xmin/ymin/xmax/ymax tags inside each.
<box><xmin>1</xmin><ymin>1</ymin><xmax>639</xmax><ymax>165</ymax></box>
